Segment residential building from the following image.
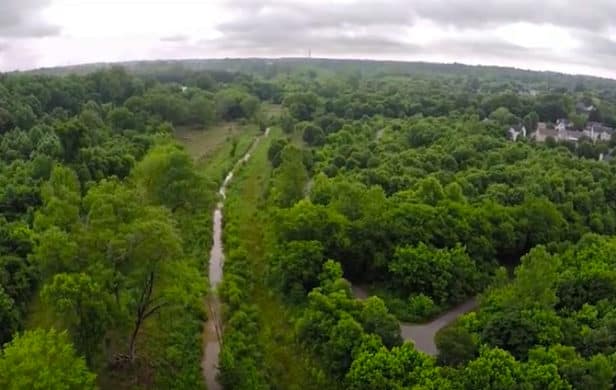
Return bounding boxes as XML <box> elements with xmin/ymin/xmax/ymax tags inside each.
<box><xmin>533</xmin><ymin>120</ymin><xmax>613</xmax><ymax>144</ymax></box>
<box><xmin>555</xmin><ymin>119</ymin><xmax>573</xmax><ymax>132</ymax></box>
<box><xmin>584</xmin><ymin>122</ymin><xmax>614</xmax><ymax>142</ymax></box>
<box><xmin>532</xmin><ymin>122</ymin><xmax>559</xmax><ymax>142</ymax></box>
<box><xmin>576</xmin><ymin>102</ymin><xmax>596</xmax><ymax>114</ymax></box>
<box><xmin>508</xmin><ymin>124</ymin><xmax>527</xmax><ymax>141</ymax></box>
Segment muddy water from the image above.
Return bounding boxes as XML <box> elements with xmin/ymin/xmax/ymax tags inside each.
<box><xmin>203</xmin><ymin>295</ymin><xmax>222</xmax><ymax>390</ymax></box>
<box><xmin>351</xmin><ymin>285</ymin><xmax>477</xmax><ymax>356</ymax></box>
<box><xmin>208</xmin><ymin>209</ymin><xmax>224</xmax><ymax>289</ymax></box>
<box><xmin>202</xmin><ymin>128</ymin><xmax>270</xmax><ymax>390</ymax></box>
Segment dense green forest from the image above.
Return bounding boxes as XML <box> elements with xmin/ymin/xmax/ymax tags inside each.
<box><xmin>4</xmin><ymin>59</ymin><xmax>616</xmax><ymax>389</ymax></box>
<box><xmin>0</xmin><ymin>66</ymin><xmax>265</xmax><ymax>388</ymax></box>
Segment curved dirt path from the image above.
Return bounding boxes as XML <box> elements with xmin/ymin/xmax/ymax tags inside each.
<box><xmin>399</xmin><ymin>298</ymin><xmax>477</xmax><ymax>355</ymax></box>
<box><xmin>352</xmin><ymin>285</ymin><xmax>477</xmax><ymax>356</ymax></box>
<box><xmin>202</xmin><ymin>128</ymin><xmax>270</xmax><ymax>390</ymax></box>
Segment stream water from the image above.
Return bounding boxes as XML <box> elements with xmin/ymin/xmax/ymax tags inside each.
<box><xmin>352</xmin><ymin>285</ymin><xmax>477</xmax><ymax>356</ymax></box>
<box><xmin>202</xmin><ymin>128</ymin><xmax>270</xmax><ymax>390</ymax></box>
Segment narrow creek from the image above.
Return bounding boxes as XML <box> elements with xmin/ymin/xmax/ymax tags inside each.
<box><xmin>202</xmin><ymin>128</ymin><xmax>270</xmax><ymax>390</ymax></box>
<box><xmin>351</xmin><ymin>285</ymin><xmax>477</xmax><ymax>356</ymax></box>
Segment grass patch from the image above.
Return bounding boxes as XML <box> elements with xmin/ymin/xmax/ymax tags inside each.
<box><xmin>262</xmin><ymin>103</ymin><xmax>283</xmax><ymax>117</ymax></box>
<box><xmin>198</xmin><ymin>128</ymin><xmax>259</xmax><ymax>184</ymax></box>
<box><xmin>174</xmin><ymin>122</ymin><xmax>242</xmax><ymax>160</ymax></box>
<box><xmin>175</xmin><ymin>122</ymin><xmax>261</xmax><ymax>185</ymax></box>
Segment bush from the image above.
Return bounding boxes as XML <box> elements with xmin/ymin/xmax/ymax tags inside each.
<box><xmin>436</xmin><ymin>322</ymin><xmax>479</xmax><ymax>366</ymax></box>
<box><xmin>407</xmin><ymin>294</ymin><xmax>439</xmax><ymax>321</ymax></box>
<box><xmin>383</xmin><ymin>293</ymin><xmax>439</xmax><ymax>323</ymax></box>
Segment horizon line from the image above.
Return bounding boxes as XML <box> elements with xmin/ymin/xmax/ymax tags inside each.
<box><xmin>6</xmin><ymin>56</ymin><xmax>616</xmax><ymax>83</ymax></box>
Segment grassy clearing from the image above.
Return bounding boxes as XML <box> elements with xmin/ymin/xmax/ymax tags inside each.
<box><xmin>174</xmin><ymin>122</ymin><xmax>242</xmax><ymax>160</ymax></box>
<box><xmin>176</xmin><ymin>104</ymin><xmax>283</xmax><ymax>183</ymax></box>
<box><xmin>175</xmin><ymin>122</ymin><xmax>261</xmax><ymax>185</ymax></box>
<box><xmin>197</xmin><ymin>127</ymin><xmax>259</xmax><ymax>185</ymax></box>
<box><xmin>262</xmin><ymin>102</ymin><xmax>283</xmax><ymax>117</ymax></box>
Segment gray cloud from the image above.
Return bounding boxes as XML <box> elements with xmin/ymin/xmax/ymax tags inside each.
<box><xmin>160</xmin><ymin>34</ymin><xmax>190</xmax><ymax>43</ymax></box>
<box><xmin>581</xmin><ymin>34</ymin><xmax>616</xmax><ymax>58</ymax></box>
<box><xmin>222</xmin><ymin>0</ymin><xmax>616</xmax><ymax>33</ymax></box>
<box><xmin>424</xmin><ymin>38</ymin><xmax>535</xmax><ymax>58</ymax></box>
<box><xmin>0</xmin><ymin>0</ymin><xmax>59</xmax><ymax>38</ymax></box>
<box><xmin>3</xmin><ymin>0</ymin><xmax>616</xmax><ymax>78</ymax></box>
<box><xmin>222</xmin><ymin>0</ymin><xmax>414</xmax><ymax>30</ymax></box>
<box><xmin>215</xmin><ymin>0</ymin><xmax>416</xmax><ymax>56</ymax></box>
<box><xmin>209</xmin><ymin>0</ymin><xmax>616</xmax><ymax>77</ymax></box>
<box><xmin>204</xmin><ymin>33</ymin><xmax>419</xmax><ymax>57</ymax></box>
<box><xmin>411</xmin><ymin>0</ymin><xmax>616</xmax><ymax>31</ymax></box>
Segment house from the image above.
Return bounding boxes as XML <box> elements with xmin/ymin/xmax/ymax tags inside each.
<box><xmin>532</xmin><ymin>121</ymin><xmax>583</xmax><ymax>143</ymax></box>
<box><xmin>560</xmin><ymin>129</ymin><xmax>583</xmax><ymax>142</ymax></box>
<box><xmin>603</xmin><ymin>150</ymin><xmax>614</xmax><ymax>162</ymax></box>
<box><xmin>508</xmin><ymin>124</ymin><xmax>527</xmax><ymax>141</ymax></box>
<box><xmin>532</xmin><ymin>122</ymin><xmax>559</xmax><ymax>142</ymax></box>
<box><xmin>576</xmin><ymin>102</ymin><xmax>596</xmax><ymax>114</ymax></box>
<box><xmin>555</xmin><ymin>119</ymin><xmax>573</xmax><ymax>132</ymax></box>
<box><xmin>584</xmin><ymin>122</ymin><xmax>614</xmax><ymax>142</ymax></box>
<box><xmin>533</xmin><ymin>120</ymin><xmax>613</xmax><ymax>144</ymax></box>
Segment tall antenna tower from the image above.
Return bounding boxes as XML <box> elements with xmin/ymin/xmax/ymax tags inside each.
<box><xmin>308</xmin><ymin>48</ymin><xmax>312</xmax><ymax>58</ymax></box>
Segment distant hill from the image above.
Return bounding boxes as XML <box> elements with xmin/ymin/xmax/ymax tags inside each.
<box><xmin>13</xmin><ymin>57</ymin><xmax>616</xmax><ymax>91</ymax></box>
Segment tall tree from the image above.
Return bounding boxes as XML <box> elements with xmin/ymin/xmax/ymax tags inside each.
<box><xmin>33</xmin><ymin>165</ymin><xmax>81</xmax><ymax>232</ymax></box>
<box><xmin>41</xmin><ymin>273</ymin><xmax>111</xmax><ymax>363</ymax></box>
<box><xmin>271</xmin><ymin>144</ymin><xmax>308</xmax><ymax>207</ymax></box>
<box><xmin>124</xmin><ymin>209</ymin><xmax>182</xmax><ymax>362</ymax></box>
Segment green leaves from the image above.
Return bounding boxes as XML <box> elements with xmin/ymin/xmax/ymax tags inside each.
<box><xmin>271</xmin><ymin>144</ymin><xmax>309</xmax><ymax>207</ymax></box>
<box><xmin>132</xmin><ymin>144</ymin><xmax>210</xmax><ymax>212</ymax></box>
<box><xmin>214</xmin><ymin>88</ymin><xmax>261</xmax><ymax>121</ymax></box>
<box><xmin>283</xmin><ymin>92</ymin><xmax>320</xmax><ymax>121</ymax></box>
<box><xmin>25</xmin><ymin>145</ymin><xmax>207</xmax><ymax>380</ymax></box>
<box><xmin>360</xmin><ymin>297</ymin><xmax>402</xmax><ymax>348</ymax></box>
<box><xmin>0</xmin><ymin>286</ymin><xmax>18</xmax><ymax>345</ymax></box>
<box><xmin>461</xmin><ymin>347</ymin><xmax>523</xmax><ymax>390</ymax></box>
<box><xmin>0</xmin><ymin>329</ymin><xmax>96</xmax><ymax>390</ymax></box>
<box><xmin>389</xmin><ymin>243</ymin><xmax>479</xmax><ymax>306</ymax></box>
<box><xmin>34</xmin><ymin>165</ymin><xmax>80</xmax><ymax>232</ymax></box>
<box><xmin>435</xmin><ymin>322</ymin><xmax>478</xmax><ymax>367</ymax></box>
<box><xmin>347</xmin><ymin>343</ymin><xmax>441</xmax><ymax>390</ymax></box>
<box><xmin>269</xmin><ymin>240</ymin><xmax>324</xmax><ymax>298</ymax></box>
<box><xmin>41</xmin><ymin>273</ymin><xmax>111</xmax><ymax>362</ymax></box>
<box><xmin>31</xmin><ymin>227</ymin><xmax>80</xmax><ymax>277</ymax></box>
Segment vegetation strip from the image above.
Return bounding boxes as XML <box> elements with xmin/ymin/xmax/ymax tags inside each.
<box><xmin>202</xmin><ymin>128</ymin><xmax>270</xmax><ymax>390</ymax></box>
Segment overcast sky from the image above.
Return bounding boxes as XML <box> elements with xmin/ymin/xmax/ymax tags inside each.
<box><xmin>2</xmin><ymin>0</ymin><xmax>616</xmax><ymax>78</ymax></box>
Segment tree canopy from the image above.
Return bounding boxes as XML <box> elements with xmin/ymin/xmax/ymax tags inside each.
<box><xmin>4</xmin><ymin>58</ymin><xmax>616</xmax><ymax>389</ymax></box>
